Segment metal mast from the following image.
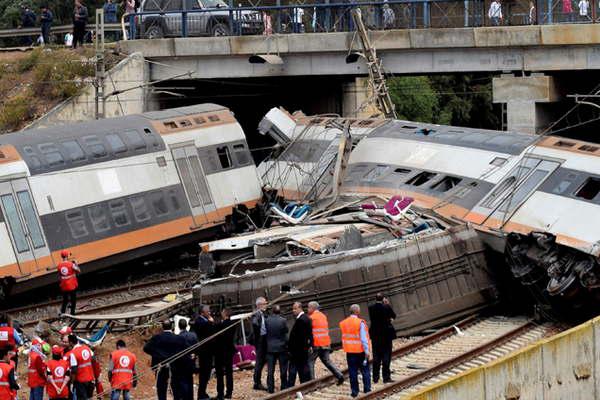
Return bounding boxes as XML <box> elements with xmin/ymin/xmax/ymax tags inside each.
<box><xmin>350</xmin><ymin>8</ymin><xmax>397</xmax><ymax>119</ymax></box>
<box><xmin>94</xmin><ymin>8</ymin><xmax>106</xmax><ymax>119</ymax></box>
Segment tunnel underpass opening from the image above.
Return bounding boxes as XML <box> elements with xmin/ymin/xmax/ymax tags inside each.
<box><xmin>152</xmin><ymin>75</ymin><xmax>351</xmax><ymax>163</ymax></box>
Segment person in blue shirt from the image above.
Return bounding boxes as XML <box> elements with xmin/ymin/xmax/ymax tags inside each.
<box><xmin>103</xmin><ymin>0</ymin><xmax>118</xmax><ymax>22</ymax></box>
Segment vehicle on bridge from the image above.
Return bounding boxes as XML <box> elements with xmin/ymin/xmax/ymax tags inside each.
<box><xmin>139</xmin><ymin>0</ymin><xmax>263</xmax><ymax>38</ymax></box>
<box><xmin>0</xmin><ymin>104</ymin><xmax>262</xmax><ymax>298</ymax></box>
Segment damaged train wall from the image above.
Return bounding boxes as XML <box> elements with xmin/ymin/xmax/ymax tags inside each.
<box><xmin>410</xmin><ymin>315</ymin><xmax>600</xmax><ymax>400</ymax></box>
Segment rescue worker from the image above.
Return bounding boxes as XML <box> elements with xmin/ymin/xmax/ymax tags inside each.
<box><xmin>67</xmin><ymin>334</ymin><xmax>96</xmax><ymax>400</ymax></box>
<box><xmin>108</xmin><ymin>340</ymin><xmax>137</xmax><ymax>400</ymax></box>
<box><xmin>28</xmin><ymin>339</ymin><xmax>47</xmax><ymax>400</ymax></box>
<box><xmin>0</xmin><ymin>348</ymin><xmax>20</xmax><ymax>400</ymax></box>
<box><xmin>46</xmin><ymin>346</ymin><xmax>70</xmax><ymax>400</ymax></box>
<box><xmin>57</xmin><ymin>250</ymin><xmax>80</xmax><ymax>315</ymax></box>
<box><xmin>339</xmin><ymin>304</ymin><xmax>371</xmax><ymax>398</ymax></box>
<box><xmin>307</xmin><ymin>301</ymin><xmax>344</xmax><ymax>385</ymax></box>
<box><xmin>0</xmin><ymin>313</ymin><xmax>23</xmax><ymax>369</ymax></box>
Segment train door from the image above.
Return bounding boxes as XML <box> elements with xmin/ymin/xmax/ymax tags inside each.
<box><xmin>0</xmin><ymin>179</ymin><xmax>51</xmax><ymax>273</ymax></box>
<box><xmin>473</xmin><ymin>157</ymin><xmax>561</xmax><ymax>229</ymax></box>
<box><xmin>171</xmin><ymin>143</ymin><xmax>216</xmax><ymax>226</ymax></box>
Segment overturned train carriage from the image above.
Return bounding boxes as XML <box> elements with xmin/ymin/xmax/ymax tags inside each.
<box><xmin>259</xmin><ymin>109</ymin><xmax>600</xmax><ymax>319</ymax></box>
<box><xmin>0</xmin><ymin>104</ymin><xmax>262</xmax><ymax>297</ymax></box>
<box><xmin>195</xmin><ymin>224</ymin><xmax>497</xmax><ymax>340</ymax></box>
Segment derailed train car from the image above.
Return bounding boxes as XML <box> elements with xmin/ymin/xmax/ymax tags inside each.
<box><xmin>259</xmin><ymin>109</ymin><xmax>600</xmax><ymax>318</ymax></box>
<box><xmin>0</xmin><ymin>104</ymin><xmax>262</xmax><ymax>296</ymax></box>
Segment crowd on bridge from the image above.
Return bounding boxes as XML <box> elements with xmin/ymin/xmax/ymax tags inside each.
<box><xmin>0</xmin><ymin>293</ymin><xmax>398</xmax><ymax>399</ymax></box>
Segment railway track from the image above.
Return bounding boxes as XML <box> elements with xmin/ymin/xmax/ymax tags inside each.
<box><xmin>9</xmin><ymin>272</ymin><xmax>200</xmax><ymax>329</ymax></box>
<box><xmin>265</xmin><ymin>315</ymin><xmax>551</xmax><ymax>400</ymax></box>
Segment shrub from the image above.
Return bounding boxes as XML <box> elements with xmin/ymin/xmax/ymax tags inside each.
<box><xmin>0</xmin><ymin>91</ymin><xmax>34</xmax><ymax>132</ymax></box>
<box><xmin>16</xmin><ymin>48</ymin><xmax>41</xmax><ymax>73</ymax></box>
<box><xmin>32</xmin><ymin>49</ymin><xmax>95</xmax><ymax>100</ymax></box>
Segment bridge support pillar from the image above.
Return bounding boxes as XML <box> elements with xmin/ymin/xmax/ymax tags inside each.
<box><xmin>342</xmin><ymin>77</ymin><xmax>380</xmax><ymax>118</ymax></box>
<box><xmin>493</xmin><ymin>74</ymin><xmax>560</xmax><ymax>134</ymax></box>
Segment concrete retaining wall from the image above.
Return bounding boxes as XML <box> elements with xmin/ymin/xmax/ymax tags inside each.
<box><xmin>409</xmin><ymin>315</ymin><xmax>600</xmax><ymax>400</ymax></box>
<box><xmin>27</xmin><ymin>52</ymin><xmax>148</xmax><ymax>129</ymax></box>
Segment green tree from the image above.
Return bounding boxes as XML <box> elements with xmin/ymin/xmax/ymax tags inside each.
<box><xmin>388</xmin><ymin>76</ymin><xmax>439</xmax><ymax>123</ymax></box>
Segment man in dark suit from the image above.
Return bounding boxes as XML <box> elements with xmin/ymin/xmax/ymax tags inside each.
<box><xmin>177</xmin><ymin>319</ymin><xmax>198</xmax><ymax>400</ymax></box>
<box><xmin>193</xmin><ymin>305</ymin><xmax>215</xmax><ymax>400</ymax></box>
<box><xmin>287</xmin><ymin>301</ymin><xmax>313</xmax><ymax>387</ymax></box>
<box><xmin>215</xmin><ymin>308</ymin><xmax>237</xmax><ymax>400</ymax></box>
<box><xmin>265</xmin><ymin>305</ymin><xmax>289</xmax><ymax>393</ymax></box>
<box><xmin>143</xmin><ymin>320</ymin><xmax>186</xmax><ymax>400</ymax></box>
<box><xmin>251</xmin><ymin>296</ymin><xmax>268</xmax><ymax>391</ymax></box>
<box><xmin>368</xmin><ymin>293</ymin><xmax>397</xmax><ymax>384</ymax></box>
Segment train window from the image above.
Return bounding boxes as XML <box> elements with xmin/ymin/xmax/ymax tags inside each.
<box><xmin>490</xmin><ymin>157</ymin><xmax>507</xmax><ymax>167</ymax></box>
<box><xmin>16</xmin><ymin>191</ymin><xmax>45</xmax><ymax>249</ymax></box>
<box><xmin>482</xmin><ymin>166</ymin><xmax>530</xmax><ymax>209</ymax></box>
<box><xmin>552</xmin><ymin>179</ymin><xmax>574</xmax><ymax>195</ymax></box>
<box><xmin>455</xmin><ymin>181</ymin><xmax>478</xmax><ymax>198</ymax></box>
<box><xmin>216</xmin><ymin>146</ymin><xmax>232</xmax><ymax>169</ymax></box>
<box><xmin>554</xmin><ymin>140</ymin><xmax>575</xmax><ymax>148</ymax></box>
<box><xmin>169</xmin><ymin>189</ymin><xmax>181</xmax><ymax>211</ymax></box>
<box><xmin>144</xmin><ymin>128</ymin><xmax>152</xmax><ymax>135</ymax></box>
<box><xmin>393</xmin><ymin>168</ymin><xmax>411</xmax><ymax>175</ymax></box>
<box><xmin>22</xmin><ymin>146</ymin><xmax>42</xmax><ymax>170</ymax></box>
<box><xmin>123</xmin><ymin>130</ymin><xmax>146</xmax><ymax>151</ymax></box>
<box><xmin>38</xmin><ymin>143</ymin><xmax>64</xmax><ymax>167</ymax></box>
<box><xmin>208</xmin><ymin>115</ymin><xmax>220</xmax><ymax>122</ymax></box>
<box><xmin>179</xmin><ymin>119</ymin><xmax>192</xmax><ymax>127</ymax></box>
<box><xmin>109</xmin><ymin>200</ymin><xmax>130</xmax><ymax>227</ymax></box>
<box><xmin>163</xmin><ymin>121</ymin><xmax>177</xmax><ymax>129</ymax></box>
<box><xmin>106</xmin><ymin>134</ymin><xmax>127</xmax><ymax>155</ymax></box>
<box><xmin>83</xmin><ymin>136</ymin><xmax>107</xmax><ymax>159</ymax></box>
<box><xmin>65</xmin><ymin>210</ymin><xmax>89</xmax><ymax>239</ymax></box>
<box><xmin>363</xmin><ymin>165</ymin><xmax>389</xmax><ymax>181</ymax></box>
<box><xmin>498</xmin><ymin>169</ymin><xmax>548</xmax><ymax>213</ymax></box>
<box><xmin>194</xmin><ymin>117</ymin><xmax>206</xmax><ymax>125</ymax></box>
<box><xmin>61</xmin><ymin>140</ymin><xmax>86</xmax><ymax>162</ymax></box>
<box><xmin>130</xmin><ymin>196</ymin><xmax>151</xmax><ymax>222</ymax></box>
<box><xmin>156</xmin><ymin>156</ymin><xmax>167</xmax><ymax>167</ymax></box>
<box><xmin>406</xmin><ymin>171</ymin><xmax>437</xmax><ymax>186</ymax></box>
<box><xmin>579</xmin><ymin>144</ymin><xmax>599</xmax><ymax>152</ymax></box>
<box><xmin>150</xmin><ymin>191</ymin><xmax>169</xmax><ymax>216</ymax></box>
<box><xmin>1</xmin><ymin>194</ymin><xmax>29</xmax><ymax>253</ymax></box>
<box><xmin>88</xmin><ymin>204</ymin><xmax>111</xmax><ymax>233</ymax></box>
<box><xmin>432</xmin><ymin>176</ymin><xmax>462</xmax><ymax>192</ymax></box>
<box><xmin>233</xmin><ymin>144</ymin><xmax>250</xmax><ymax>166</ymax></box>
<box><xmin>575</xmin><ymin>177</ymin><xmax>600</xmax><ymax>200</ymax></box>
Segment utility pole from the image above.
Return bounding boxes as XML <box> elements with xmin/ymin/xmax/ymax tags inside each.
<box><xmin>95</xmin><ymin>8</ymin><xmax>106</xmax><ymax>119</ymax></box>
<box><xmin>350</xmin><ymin>8</ymin><xmax>397</xmax><ymax>119</ymax></box>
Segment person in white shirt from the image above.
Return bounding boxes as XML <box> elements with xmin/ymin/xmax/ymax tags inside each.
<box><xmin>578</xmin><ymin>0</ymin><xmax>590</xmax><ymax>19</ymax></box>
<box><xmin>528</xmin><ymin>1</ymin><xmax>536</xmax><ymax>24</ymax></box>
<box><xmin>488</xmin><ymin>0</ymin><xmax>502</xmax><ymax>26</ymax></box>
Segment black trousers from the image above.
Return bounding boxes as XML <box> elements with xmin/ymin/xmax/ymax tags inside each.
<box><xmin>287</xmin><ymin>354</ymin><xmax>310</xmax><ymax>388</ymax></box>
<box><xmin>156</xmin><ymin>366</ymin><xmax>180</xmax><ymax>400</ymax></box>
<box><xmin>73</xmin><ymin>381</ymin><xmax>94</xmax><ymax>400</ymax></box>
<box><xmin>253</xmin><ymin>336</ymin><xmax>267</xmax><ymax>385</ymax></box>
<box><xmin>197</xmin><ymin>353</ymin><xmax>213</xmax><ymax>400</ymax></box>
<box><xmin>266</xmin><ymin>351</ymin><xmax>289</xmax><ymax>392</ymax></box>
<box><xmin>61</xmin><ymin>290</ymin><xmax>76</xmax><ymax>315</ymax></box>
<box><xmin>41</xmin><ymin>24</ymin><xmax>51</xmax><ymax>44</ymax></box>
<box><xmin>372</xmin><ymin>340</ymin><xmax>393</xmax><ymax>382</ymax></box>
<box><xmin>309</xmin><ymin>347</ymin><xmax>343</xmax><ymax>380</ymax></box>
<box><xmin>215</xmin><ymin>352</ymin><xmax>234</xmax><ymax>398</ymax></box>
<box><xmin>72</xmin><ymin>21</ymin><xmax>86</xmax><ymax>48</ymax></box>
<box><xmin>174</xmin><ymin>371</ymin><xmax>193</xmax><ymax>400</ymax></box>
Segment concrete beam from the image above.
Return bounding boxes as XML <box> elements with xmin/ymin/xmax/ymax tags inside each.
<box><xmin>493</xmin><ymin>75</ymin><xmax>559</xmax><ymax>103</ymax></box>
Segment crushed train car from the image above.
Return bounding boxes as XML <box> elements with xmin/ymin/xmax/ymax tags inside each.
<box><xmin>258</xmin><ymin>108</ymin><xmax>600</xmax><ymax>319</ymax></box>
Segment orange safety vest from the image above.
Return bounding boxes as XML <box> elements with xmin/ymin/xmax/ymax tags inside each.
<box><xmin>110</xmin><ymin>349</ymin><xmax>136</xmax><ymax>390</ymax></box>
<box><xmin>339</xmin><ymin>316</ymin><xmax>370</xmax><ymax>354</ymax></box>
<box><xmin>0</xmin><ymin>360</ymin><xmax>14</xmax><ymax>400</ymax></box>
<box><xmin>310</xmin><ymin>310</ymin><xmax>331</xmax><ymax>347</ymax></box>
<box><xmin>0</xmin><ymin>326</ymin><xmax>16</xmax><ymax>351</ymax></box>
<box><xmin>57</xmin><ymin>261</ymin><xmax>78</xmax><ymax>292</ymax></box>
<box><xmin>28</xmin><ymin>350</ymin><xmax>46</xmax><ymax>388</ymax></box>
<box><xmin>71</xmin><ymin>345</ymin><xmax>95</xmax><ymax>383</ymax></box>
<box><xmin>46</xmin><ymin>359</ymin><xmax>70</xmax><ymax>399</ymax></box>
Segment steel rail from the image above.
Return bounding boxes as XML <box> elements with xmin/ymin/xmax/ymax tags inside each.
<box><xmin>0</xmin><ymin>23</ymin><xmax>125</xmax><ymax>39</ymax></box>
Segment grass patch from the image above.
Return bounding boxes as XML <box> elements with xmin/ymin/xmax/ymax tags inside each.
<box><xmin>32</xmin><ymin>48</ymin><xmax>95</xmax><ymax>100</ymax></box>
<box><xmin>0</xmin><ymin>90</ymin><xmax>34</xmax><ymax>131</ymax></box>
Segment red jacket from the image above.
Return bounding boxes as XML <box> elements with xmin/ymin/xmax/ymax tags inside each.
<box><xmin>0</xmin><ymin>326</ymin><xmax>16</xmax><ymax>351</ymax></box>
<box><xmin>46</xmin><ymin>359</ymin><xmax>70</xmax><ymax>399</ymax></box>
<box><xmin>69</xmin><ymin>345</ymin><xmax>95</xmax><ymax>383</ymax></box>
<box><xmin>57</xmin><ymin>261</ymin><xmax>78</xmax><ymax>292</ymax></box>
<box><xmin>27</xmin><ymin>349</ymin><xmax>46</xmax><ymax>388</ymax></box>
<box><xmin>110</xmin><ymin>349</ymin><xmax>136</xmax><ymax>390</ymax></box>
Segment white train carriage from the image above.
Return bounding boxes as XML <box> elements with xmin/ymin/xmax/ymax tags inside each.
<box><xmin>0</xmin><ymin>104</ymin><xmax>262</xmax><ymax>296</ymax></box>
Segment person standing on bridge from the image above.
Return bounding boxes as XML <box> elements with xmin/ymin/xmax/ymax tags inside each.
<box><xmin>40</xmin><ymin>5</ymin><xmax>53</xmax><ymax>46</ymax></box>
<box><xmin>57</xmin><ymin>250</ymin><xmax>80</xmax><ymax>316</ymax></box>
<box><xmin>108</xmin><ymin>339</ymin><xmax>137</xmax><ymax>400</ymax></box>
<box><xmin>368</xmin><ymin>293</ymin><xmax>396</xmax><ymax>384</ymax></box>
<box><xmin>125</xmin><ymin>0</ymin><xmax>136</xmax><ymax>40</ymax></box>
<box><xmin>340</xmin><ymin>304</ymin><xmax>371</xmax><ymax>398</ymax></box>
<box><xmin>488</xmin><ymin>0</ymin><xmax>503</xmax><ymax>25</ymax></box>
<box><xmin>307</xmin><ymin>301</ymin><xmax>344</xmax><ymax>385</ymax></box>
<box><xmin>72</xmin><ymin>0</ymin><xmax>88</xmax><ymax>49</ymax></box>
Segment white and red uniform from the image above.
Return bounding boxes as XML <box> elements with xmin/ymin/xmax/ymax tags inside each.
<box><xmin>57</xmin><ymin>261</ymin><xmax>78</xmax><ymax>292</ymax></box>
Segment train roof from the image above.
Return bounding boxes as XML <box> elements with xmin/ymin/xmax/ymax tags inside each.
<box><xmin>0</xmin><ymin>103</ymin><xmax>229</xmax><ymax>176</ymax></box>
<box><xmin>368</xmin><ymin>120</ymin><xmax>539</xmax><ymax>155</ymax></box>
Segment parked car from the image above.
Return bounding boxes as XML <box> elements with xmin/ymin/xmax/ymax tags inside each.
<box><xmin>139</xmin><ymin>0</ymin><xmax>263</xmax><ymax>38</ymax></box>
